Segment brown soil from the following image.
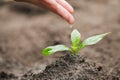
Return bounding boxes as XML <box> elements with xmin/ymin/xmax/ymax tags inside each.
<box><xmin>0</xmin><ymin>0</ymin><xmax>120</xmax><ymax>80</ymax></box>
<box><xmin>21</xmin><ymin>54</ymin><xmax>107</xmax><ymax>80</ymax></box>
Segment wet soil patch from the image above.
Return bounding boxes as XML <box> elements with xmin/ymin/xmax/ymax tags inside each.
<box><xmin>0</xmin><ymin>71</ymin><xmax>17</xmax><ymax>80</ymax></box>
<box><xmin>20</xmin><ymin>54</ymin><xmax>107</xmax><ymax>80</ymax></box>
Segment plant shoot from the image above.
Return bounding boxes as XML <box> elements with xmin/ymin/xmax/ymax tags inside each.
<box><xmin>42</xmin><ymin>29</ymin><xmax>110</xmax><ymax>56</ymax></box>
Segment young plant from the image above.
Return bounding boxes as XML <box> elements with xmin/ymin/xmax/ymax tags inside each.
<box><xmin>42</xmin><ymin>29</ymin><xmax>109</xmax><ymax>56</ymax></box>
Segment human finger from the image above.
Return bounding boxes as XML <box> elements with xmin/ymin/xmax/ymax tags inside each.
<box><xmin>56</xmin><ymin>0</ymin><xmax>74</xmax><ymax>14</ymax></box>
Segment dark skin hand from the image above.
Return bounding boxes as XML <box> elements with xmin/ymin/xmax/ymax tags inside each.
<box><xmin>15</xmin><ymin>0</ymin><xmax>74</xmax><ymax>24</ymax></box>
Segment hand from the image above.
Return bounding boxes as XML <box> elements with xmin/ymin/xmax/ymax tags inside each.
<box><xmin>15</xmin><ymin>0</ymin><xmax>74</xmax><ymax>24</ymax></box>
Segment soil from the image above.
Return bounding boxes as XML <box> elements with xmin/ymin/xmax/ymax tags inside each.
<box><xmin>0</xmin><ymin>0</ymin><xmax>120</xmax><ymax>80</ymax></box>
<box><xmin>21</xmin><ymin>54</ymin><xmax>106</xmax><ymax>80</ymax></box>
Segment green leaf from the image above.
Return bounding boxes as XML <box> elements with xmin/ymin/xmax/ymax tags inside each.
<box><xmin>71</xmin><ymin>29</ymin><xmax>81</xmax><ymax>47</ymax></box>
<box><xmin>79</xmin><ymin>32</ymin><xmax>110</xmax><ymax>49</ymax></box>
<box><xmin>42</xmin><ymin>45</ymin><xmax>71</xmax><ymax>56</ymax></box>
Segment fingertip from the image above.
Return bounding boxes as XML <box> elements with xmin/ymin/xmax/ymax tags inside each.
<box><xmin>70</xmin><ymin>7</ymin><xmax>74</xmax><ymax>14</ymax></box>
<box><xmin>66</xmin><ymin>3</ymin><xmax>74</xmax><ymax>14</ymax></box>
<box><xmin>68</xmin><ymin>16</ymin><xmax>75</xmax><ymax>24</ymax></box>
<box><xmin>51</xmin><ymin>2</ymin><xmax>75</xmax><ymax>24</ymax></box>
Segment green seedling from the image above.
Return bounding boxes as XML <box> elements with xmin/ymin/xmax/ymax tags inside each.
<box><xmin>42</xmin><ymin>29</ymin><xmax>110</xmax><ymax>56</ymax></box>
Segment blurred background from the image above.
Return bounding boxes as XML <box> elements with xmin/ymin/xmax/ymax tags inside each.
<box><xmin>0</xmin><ymin>0</ymin><xmax>120</xmax><ymax>77</ymax></box>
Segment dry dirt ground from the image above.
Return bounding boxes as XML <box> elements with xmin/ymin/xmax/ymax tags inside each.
<box><xmin>0</xmin><ymin>0</ymin><xmax>120</xmax><ymax>79</ymax></box>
